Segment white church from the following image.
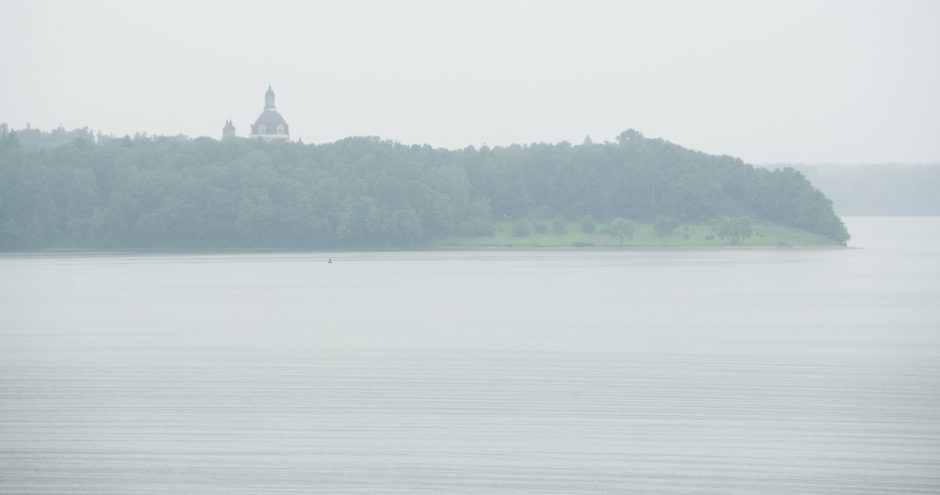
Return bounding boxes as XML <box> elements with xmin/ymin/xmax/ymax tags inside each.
<box><xmin>223</xmin><ymin>85</ymin><xmax>290</xmax><ymax>142</ymax></box>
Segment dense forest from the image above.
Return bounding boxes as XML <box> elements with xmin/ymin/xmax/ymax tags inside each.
<box><xmin>0</xmin><ymin>125</ymin><xmax>848</xmax><ymax>249</ymax></box>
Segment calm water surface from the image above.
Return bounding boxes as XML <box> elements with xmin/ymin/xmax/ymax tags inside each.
<box><xmin>1</xmin><ymin>217</ymin><xmax>939</xmax><ymax>493</ymax></box>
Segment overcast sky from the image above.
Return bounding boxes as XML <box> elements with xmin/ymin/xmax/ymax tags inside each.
<box><xmin>1</xmin><ymin>0</ymin><xmax>938</xmax><ymax>163</ymax></box>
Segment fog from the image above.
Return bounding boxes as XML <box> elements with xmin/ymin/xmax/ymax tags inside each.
<box><xmin>3</xmin><ymin>4</ymin><xmax>940</xmax><ymax>491</ymax></box>
<box><xmin>2</xmin><ymin>0</ymin><xmax>938</xmax><ymax>163</ymax></box>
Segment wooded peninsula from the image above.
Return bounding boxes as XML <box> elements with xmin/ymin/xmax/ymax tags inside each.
<box><xmin>0</xmin><ymin>126</ymin><xmax>849</xmax><ymax>250</ymax></box>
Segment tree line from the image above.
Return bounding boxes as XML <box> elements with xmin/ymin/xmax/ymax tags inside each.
<box><xmin>0</xmin><ymin>125</ymin><xmax>849</xmax><ymax>249</ymax></box>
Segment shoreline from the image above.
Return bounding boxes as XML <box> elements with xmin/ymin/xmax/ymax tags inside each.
<box><xmin>0</xmin><ymin>243</ymin><xmax>851</xmax><ymax>259</ymax></box>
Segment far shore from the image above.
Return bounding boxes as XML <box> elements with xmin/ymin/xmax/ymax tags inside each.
<box><xmin>0</xmin><ymin>217</ymin><xmax>857</xmax><ymax>256</ymax></box>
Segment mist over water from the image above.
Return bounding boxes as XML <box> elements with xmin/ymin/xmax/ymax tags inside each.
<box><xmin>1</xmin><ymin>217</ymin><xmax>939</xmax><ymax>493</ymax></box>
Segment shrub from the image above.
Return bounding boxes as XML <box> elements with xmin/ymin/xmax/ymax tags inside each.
<box><xmin>713</xmin><ymin>216</ymin><xmax>753</xmax><ymax>244</ymax></box>
<box><xmin>608</xmin><ymin>218</ymin><xmax>637</xmax><ymax>246</ymax></box>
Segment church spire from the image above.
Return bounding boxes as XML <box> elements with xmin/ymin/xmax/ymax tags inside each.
<box><xmin>265</xmin><ymin>85</ymin><xmax>276</xmax><ymax>111</ymax></box>
<box><xmin>222</xmin><ymin>119</ymin><xmax>236</xmax><ymax>140</ymax></box>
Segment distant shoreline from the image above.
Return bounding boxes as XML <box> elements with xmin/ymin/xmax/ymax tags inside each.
<box><xmin>0</xmin><ymin>219</ymin><xmax>847</xmax><ymax>256</ymax></box>
<box><xmin>0</xmin><ymin>244</ymin><xmax>849</xmax><ymax>259</ymax></box>
<box><xmin>0</xmin><ymin>219</ymin><xmax>851</xmax><ymax>256</ymax></box>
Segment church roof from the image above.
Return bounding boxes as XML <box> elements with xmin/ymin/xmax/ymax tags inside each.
<box><xmin>253</xmin><ymin>110</ymin><xmax>288</xmax><ymax>130</ymax></box>
<box><xmin>250</xmin><ymin>85</ymin><xmax>289</xmax><ymax>137</ymax></box>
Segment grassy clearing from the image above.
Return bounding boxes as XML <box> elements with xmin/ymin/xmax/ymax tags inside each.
<box><xmin>435</xmin><ymin>220</ymin><xmax>839</xmax><ymax>249</ymax></box>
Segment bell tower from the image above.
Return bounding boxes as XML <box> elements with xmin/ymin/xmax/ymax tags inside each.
<box><xmin>222</xmin><ymin>119</ymin><xmax>236</xmax><ymax>140</ymax></box>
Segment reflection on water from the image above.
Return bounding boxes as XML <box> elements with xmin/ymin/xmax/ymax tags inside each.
<box><xmin>1</xmin><ymin>217</ymin><xmax>938</xmax><ymax>494</ymax></box>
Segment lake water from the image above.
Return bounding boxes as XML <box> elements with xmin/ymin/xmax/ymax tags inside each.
<box><xmin>1</xmin><ymin>217</ymin><xmax>939</xmax><ymax>493</ymax></box>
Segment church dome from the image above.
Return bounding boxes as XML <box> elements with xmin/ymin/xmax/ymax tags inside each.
<box><xmin>249</xmin><ymin>85</ymin><xmax>290</xmax><ymax>140</ymax></box>
<box><xmin>253</xmin><ymin>110</ymin><xmax>288</xmax><ymax>130</ymax></box>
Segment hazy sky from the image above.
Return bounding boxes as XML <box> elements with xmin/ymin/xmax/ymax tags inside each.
<box><xmin>2</xmin><ymin>0</ymin><xmax>938</xmax><ymax>163</ymax></box>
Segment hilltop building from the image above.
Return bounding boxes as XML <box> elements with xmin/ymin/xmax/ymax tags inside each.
<box><xmin>249</xmin><ymin>85</ymin><xmax>290</xmax><ymax>142</ymax></box>
<box><xmin>221</xmin><ymin>85</ymin><xmax>291</xmax><ymax>141</ymax></box>
<box><xmin>222</xmin><ymin>119</ymin><xmax>236</xmax><ymax>140</ymax></box>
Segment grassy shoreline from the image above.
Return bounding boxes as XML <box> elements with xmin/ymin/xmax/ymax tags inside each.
<box><xmin>435</xmin><ymin>220</ymin><xmax>841</xmax><ymax>249</ymax></box>
<box><xmin>0</xmin><ymin>220</ymin><xmax>844</xmax><ymax>255</ymax></box>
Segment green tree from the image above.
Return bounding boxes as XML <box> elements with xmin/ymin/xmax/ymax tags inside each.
<box><xmin>608</xmin><ymin>218</ymin><xmax>636</xmax><ymax>246</ymax></box>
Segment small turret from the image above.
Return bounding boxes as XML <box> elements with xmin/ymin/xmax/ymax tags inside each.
<box><xmin>222</xmin><ymin>119</ymin><xmax>236</xmax><ymax>140</ymax></box>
